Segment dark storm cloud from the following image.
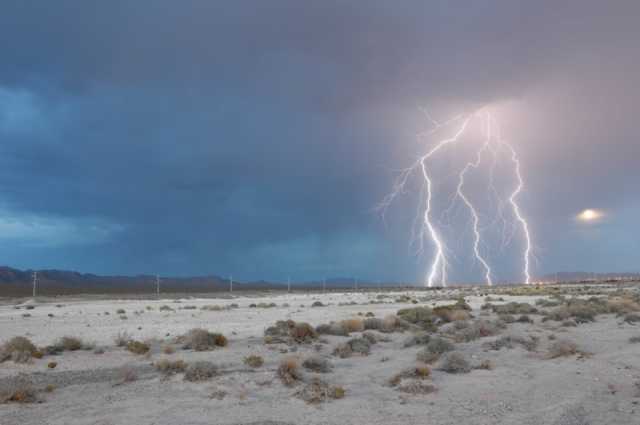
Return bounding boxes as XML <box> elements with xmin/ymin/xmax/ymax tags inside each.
<box><xmin>0</xmin><ymin>1</ymin><xmax>638</xmax><ymax>281</ymax></box>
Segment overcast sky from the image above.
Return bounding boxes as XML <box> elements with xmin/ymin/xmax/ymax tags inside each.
<box><xmin>0</xmin><ymin>1</ymin><xmax>638</xmax><ymax>283</ymax></box>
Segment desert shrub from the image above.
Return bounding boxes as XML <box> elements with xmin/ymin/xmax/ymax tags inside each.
<box><xmin>155</xmin><ymin>359</ymin><xmax>187</xmax><ymax>375</ymax></box>
<box><xmin>390</xmin><ymin>364</ymin><xmax>432</xmax><ymax>386</ymax></box>
<box><xmin>184</xmin><ymin>361</ymin><xmax>217</xmax><ymax>382</ymax></box>
<box><xmin>0</xmin><ymin>375</ymin><xmax>38</xmax><ymax>404</ymax></box>
<box><xmin>498</xmin><ymin>314</ymin><xmax>516</xmax><ymax>323</ymax></box>
<box><xmin>114</xmin><ymin>331</ymin><xmax>132</xmax><ymax>347</ymax></box>
<box><xmin>403</xmin><ymin>332</ymin><xmax>431</xmax><ymax>348</ymax></box>
<box><xmin>397</xmin><ymin>381</ymin><xmax>437</xmax><ymax>395</ymax></box>
<box><xmin>47</xmin><ymin>361</ymin><xmax>57</xmax><ymax>369</ymax></box>
<box><xmin>517</xmin><ymin>315</ymin><xmax>533</xmax><ymax>323</ymax></box>
<box><xmin>159</xmin><ymin>305</ymin><xmax>174</xmax><ymax>312</ymax></box>
<box><xmin>256</xmin><ymin>302</ymin><xmax>277</xmax><ymax>308</ymax></box>
<box><xmin>116</xmin><ymin>308</ymin><xmax>126</xmax><ymax>314</ymax></box>
<box><xmin>278</xmin><ymin>357</ymin><xmax>302</xmax><ymax>386</ymax></box>
<box><xmin>483</xmin><ymin>334</ymin><xmax>538</xmax><ymax>352</ymax></box>
<box><xmin>492</xmin><ymin>302</ymin><xmax>538</xmax><ymax>315</ymax></box>
<box><xmin>181</xmin><ymin>329</ymin><xmax>227</xmax><ymax>351</ymax></box>
<box><xmin>629</xmin><ymin>336</ymin><xmax>640</xmax><ymax>344</ymax></box>
<box><xmin>416</xmin><ymin>337</ymin><xmax>453</xmax><ymax>363</ymax></box>
<box><xmin>302</xmin><ymin>355</ymin><xmax>333</xmax><ymax>373</ymax></box>
<box><xmin>547</xmin><ymin>340</ymin><xmax>579</xmax><ymax>358</ymax></box>
<box><xmin>0</xmin><ymin>336</ymin><xmax>38</xmax><ymax>363</ymax></box>
<box><xmin>474</xmin><ymin>359</ymin><xmax>494</xmax><ymax>370</ymax></box>
<box><xmin>439</xmin><ymin>352</ymin><xmax>471</xmax><ymax>374</ymax></box>
<box><xmin>433</xmin><ymin>302</ymin><xmax>472</xmax><ymax>322</ymax></box>
<box><xmin>608</xmin><ymin>297</ymin><xmax>640</xmax><ymax>315</ymax></box>
<box><xmin>290</xmin><ymin>322</ymin><xmax>317</xmax><ymax>343</ymax></box>
<box><xmin>535</xmin><ymin>298</ymin><xmax>561</xmax><ymax>308</ymax></box>
<box><xmin>450</xmin><ymin>319</ymin><xmax>505</xmax><ymax>343</ymax></box>
<box><xmin>561</xmin><ymin>320</ymin><xmax>577</xmax><ymax>327</ymax></box>
<box><xmin>333</xmin><ymin>337</ymin><xmax>371</xmax><ymax>358</ymax></box>
<box><xmin>361</xmin><ymin>331</ymin><xmax>379</xmax><ymax>345</ymax></box>
<box><xmin>362</xmin><ymin>317</ymin><xmax>383</xmax><ymax>331</ymax></box>
<box><xmin>624</xmin><ymin>313</ymin><xmax>640</xmax><ymax>324</ymax></box>
<box><xmin>126</xmin><ymin>340</ymin><xmax>150</xmax><ymax>355</ymax></box>
<box><xmin>294</xmin><ymin>378</ymin><xmax>345</xmax><ymax>403</ymax></box>
<box><xmin>162</xmin><ymin>345</ymin><xmax>175</xmax><ymax>354</ymax></box>
<box><xmin>397</xmin><ymin>307</ymin><xmax>435</xmax><ymax>330</ymax></box>
<box><xmin>316</xmin><ymin>322</ymin><xmax>349</xmax><ymax>337</ymax></box>
<box><xmin>243</xmin><ymin>355</ymin><xmax>264</xmax><ymax>368</ymax></box>
<box><xmin>58</xmin><ymin>336</ymin><xmax>84</xmax><ymax>351</ymax></box>
<box><xmin>380</xmin><ymin>315</ymin><xmax>411</xmax><ymax>333</ymax></box>
<box><xmin>341</xmin><ymin>318</ymin><xmax>364</xmax><ymax>333</ymax></box>
<box><xmin>311</xmin><ymin>301</ymin><xmax>325</xmax><ymax>307</ymax></box>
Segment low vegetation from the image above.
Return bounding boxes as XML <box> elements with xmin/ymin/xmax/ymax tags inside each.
<box><xmin>438</xmin><ymin>351</ymin><xmax>471</xmax><ymax>374</ymax></box>
<box><xmin>547</xmin><ymin>339</ymin><xmax>579</xmax><ymax>359</ymax></box>
<box><xmin>155</xmin><ymin>359</ymin><xmax>187</xmax><ymax>375</ymax></box>
<box><xmin>184</xmin><ymin>361</ymin><xmax>217</xmax><ymax>382</ymax></box>
<box><xmin>302</xmin><ymin>355</ymin><xmax>333</xmax><ymax>373</ymax></box>
<box><xmin>294</xmin><ymin>378</ymin><xmax>345</xmax><ymax>403</ymax></box>
<box><xmin>333</xmin><ymin>337</ymin><xmax>371</xmax><ymax>358</ymax></box>
<box><xmin>0</xmin><ymin>374</ymin><xmax>38</xmax><ymax>404</ymax></box>
<box><xmin>126</xmin><ymin>340</ymin><xmax>150</xmax><ymax>355</ymax></box>
<box><xmin>243</xmin><ymin>354</ymin><xmax>264</xmax><ymax>368</ymax></box>
<box><xmin>0</xmin><ymin>336</ymin><xmax>39</xmax><ymax>363</ymax></box>
<box><xmin>181</xmin><ymin>329</ymin><xmax>228</xmax><ymax>351</ymax></box>
<box><xmin>278</xmin><ymin>357</ymin><xmax>303</xmax><ymax>386</ymax></box>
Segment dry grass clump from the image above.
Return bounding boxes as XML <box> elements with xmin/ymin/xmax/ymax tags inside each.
<box><xmin>623</xmin><ymin>313</ymin><xmax>640</xmax><ymax>324</ymax></box>
<box><xmin>482</xmin><ymin>334</ymin><xmax>539</xmax><ymax>352</ymax></box>
<box><xmin>547</xmin><ymin>339</ymin><xmax>579</xmax><ymax>359</ymax></box>
<box><xmin>114</xmin><ymin>331</ymin><xmax>131</xmax><ymax>347</ymax></box>
<box><xmin>397</xmin><ymin>381</ymin><xmax>437</xmax><ymax>395</ymax></box>
<box><xmin>265</xmin><ymin>320</ymin><xmax>317</xmax><ymax>343</ymax></box>
<box><xmin>341</xmin><ymin>318</ymin><xmax>364</xmax><ymax>333</ymax></box>
<box><xmin>416</xmin><ymin>337</ymin><xmax>454</xmax><ymax>364</ymax></box>
<box><xmin>628</xmin><ymin>336</ymin><xmax>640</xmax><ymax>344</ymax></box>
<box><xmin>155</xmin><ymin>358</ymin><xmax>187</xmax><ymax>375</ymax></box>
<box><xmin>449</xmin><ymin>319</ymin><xmax>505</xmax><ymax>343</ymax></box>
<box><xmin>333</xmin><ymin>337</ymin><xmax>371</xmax><ymax>358</ymax></box>
<box><xmin>126</xmin><ymin>340</ymin><xmax>150</xmax><ymax>355</ymax></box>
<box><xmin>116</xmin><ymin>308</ymin><xmax>126</xmax><ymax>314</ymax></box>
<box><xmin>181</xmin><ymin>329</ymin><xmax>228</xmax><ymax>351</ymax></box>
<box><xmin>294</xmin><ymin>378</ymin><xmax>345</xmax><ymax>403</ymax></box>
<box><xmin>390</xmin><ymin>364</ymin><xmax>432</xmax><ymax>386</ymax></box>
<box><xmin>492</xmin><ymin>302</ymin><xmax>538</xmax><ymax>315</ymax></box>
<box><xmin>607</xmin><ymin>297</ymin><xmax>640</xmax><ymax>315</ymax></box>
<box><xmin>278</xmin><ymin>357</ymin><xmax>303</xmax><ymax>386</ymax></box>
<box><xmin>433</xmin><ymin>301</ymin><xmax>472</xmax><ymax>323</ymax></box>
<box><xmin>474</xmin><ymin>359</ymin><xmax>494</xmax><ymax>370</ymax></box>
<box><xmin>311</xmin><ymin>301</ymin><xmax>325</xmax><ymax>307</ymax></box>
<box><xmin>0</xmin><ymin>374</ymin><xmax>39</xmax><ymax>404</ymax></box>
<box><xmin>47</xmin><ymin>361</ymin><xmax>57</xmax><ymax>369</ymax></box>
<box><xmin>397</xmin><ymin>307</ymin><xmax>435</xmax><ymax>331</ymax></box>
<box><xmin>380</xmin><ymin>315</ymin><xmax>411</xmax><ymax>333</ymax></box>
<box><xmin>0</xmin><ymin>336</ymin><xmax>38</xmax><ymax>363</ymax></box>
<box><xmin>438</xmin><ymin>351</ymin><xmax>471</xmax><ymax>374</ymax></box>
<box><xmin>302</xmin><ymin>355</ymin><xmax>333</xmax><ymax>373</ymax></box>
<box><xmin>184</xmin><ymin>361</ymin><xmax>217</xmax><ymax>382</ymax></box>
<box><xmin>118</xmin><ymin>366</ymin><xmax>138</xmax><ymax>384</ymax></box>
<box><xmin>244</xmin><ymin>354</ymin><xmax>264</xmax><ymax>368</ymax></box>
<box><xmin>58</xmin><ymin>336</ymin><xmax>83</xmax><ymax>351</ymax></box>
<box><xmin>403</xmin><ymin>332</ymin><xmax>431</xmax><ymax>348</ymax></box>
<box><xmin>316</xmin><ymin>322</ymin><xmax>349</xmax><ymax>336</ymax></box>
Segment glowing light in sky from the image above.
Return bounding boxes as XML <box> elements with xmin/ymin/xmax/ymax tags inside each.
<box><xmin>577</xmin><ymin>209</ymin><xmax>603</xmax><ymax>222</ymax></box>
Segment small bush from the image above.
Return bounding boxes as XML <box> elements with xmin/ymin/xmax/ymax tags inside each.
<box><xmin>474</xmin><ymin>359</ymin><xmax>494</xmax><ymax>370</ymax></box>
<box><xmin>162</xmin><ymin>345</ymin><xmax>175</xmax><ymax>354</ymax></box>
<box><xmin>0</xmin><ymin>375</ymin><xmax>38</xmax><ymax>404</ymax></box>
<box><xmin>155</xmin><ymin>359</ymin><xmax>187</xmax><ymax>375</ymax></box>
<box><xmin>184</xmin><ymin>361</ymin><xmax>217</xmax><ymax>382</ymax></box>
<box><xmin>439</xmin><ymin>352</ymin><xmax>471</xmax><ymax>374</ymax></box>
<box><xmin>403</xmin><ymin>332</ymin><xmax>431</xmax><ymax>348</ymax></box>
<box><xmin>159</xmin><ymin>305</ymin><xmax>174</xmax><ymax>312</ymax></box>
<box><xmin>290</xmin><ymin>322</ymin><xmax>317</xmax><ymax>343</ymax></box>
<box><xmin>547</xmin><ymin>340</ymin><xmax>579</xmax><ymax>359</ymax></box>
<box><xmin>126</xmin><ymin>340</ymin><xmax>150</xmax><ymax>355</ymax></box>
<box><xmin>333</xmin><ymin>338</ymin><xmax>371</xmax><ymax>358</ymax></box>
<box><xmin>114</xmin><ymin>331</ymin><xmax>131</xmax><ymax>347</ymax></box>
<box><xmin>624</xmin><ymin>313</ymin><xmax>640</xmax><ymax>324</ymax></box>
<box><xmin>47</xmin><ymin>361</ymin><xmax>57</xmax><ymax>369</ymax></box>
<box><xmin>397</xmin><ymin>307</ymin><xmax>435</xmax><ymax>330</ymax></box>
<box><xmin>397</xmin><ymin>381</ymin><xmax>437</xmax><ymax>395</ymax></box>
<box><xmin>0</xmin><ymin>336</ymin><xmax>38</xmax><ymax>363</ymax></box>
<box><xmin>295</xmin><ymin>378</ymin><xmax>345</xmax><ymax>403</ymax></box>
<box><xmin>118</xmin><ymin>366</ymin><xmax>138</xmax><ymax>384</ymax></box>
<box><xmin>311</xmin><ymin>301</ymin><xmax>325</xmax><ymax>307</ymax></box>
<box><xmin>363</xmin><ymin>317</ymin><xmax>383</xmax><ymax>330</ymax></box>
<box><xmin>278</xmin><ymin>357</ymin><xmax>302</xmax><ymax>386</ymax></box>
<box><xmin>516</xmin><ymin>315</ymin><xmax>533</xmax><ymax>324</ymax></box>
<box><xmin>302</xmin><ymin>355</ymin><xmax>333</xmax><ymax>373</ymax></box>
<box><xmin>116</xmin><ymin>309</ymin><xmax>126</xmax><ymax>314</ymax></box>
<box><xmin>629</xmin><ymin>336</ymin><xmax>640</xmax><ymax>344</ymax></box>
<box><xmin>59</xmin><ymin>336</ymin><xmax>83</xmax><ymax>351</ymax></box>
<box><xmin>341</xmin><ymin>318</ymin><xmax>364</xmax><ymax>333</ymax></box>
<box><xmin>492</xmin><ymin>302</ymin><xmax>538</xmax><ymax>315</ymax></box>
<box><xmin>181</xmin><ymin>329</ymin><xmax>227</xmax><ymax>351</ymax></box>
<box><xmin>483</xmin><ymin>335</ymin><xmax>538</xmax><ymax>352</ymax></box>
<box><xmin>244</xmin><ymin>355</ymin><xmax>264</xmax><ymax>368</ymax></box>
<box><xmin>316</xmin><ymin>322</ymin><xmax>349</xmax><ymax>337</ymax></box>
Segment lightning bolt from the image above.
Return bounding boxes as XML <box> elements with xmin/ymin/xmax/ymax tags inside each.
<box><xmin>380</xmin><ymin>108</ymin><xmax>533</xmax><ymax>286</ymax></box>
<box><xmin>502</xmin><ymin>139</ymin><xmax>532</xmax><ymax>284</ymax></box>
<box><xmin>454</xmin><ymin>113</ymin><xmax>493</xmax><ymax>285</ymax></box>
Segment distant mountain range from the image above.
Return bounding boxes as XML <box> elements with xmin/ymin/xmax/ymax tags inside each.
<box><xmin>0</xmin><ymin>266</ymin><xmax>638</xmax><ymax>297</ymax></box>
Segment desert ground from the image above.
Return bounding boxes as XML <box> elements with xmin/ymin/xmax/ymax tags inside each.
<box><xmin>2</xmin><ymin>284</ymin><xmax>640</xmax><ymax>425</ymax></box>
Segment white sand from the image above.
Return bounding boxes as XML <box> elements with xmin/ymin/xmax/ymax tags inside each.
<box><xmin>1</xmin><ymin>288</ymin><xmax>639</xmax><ymax>425</ymax></box>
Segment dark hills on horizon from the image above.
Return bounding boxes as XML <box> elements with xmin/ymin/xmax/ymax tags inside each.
<box><xmin>0</xmin><ymin>266</ymin><xmax>638</xmax><ymax>297</ymax></box>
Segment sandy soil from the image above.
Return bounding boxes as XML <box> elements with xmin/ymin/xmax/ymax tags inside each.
<box><xmin>1</xmin><ymin>287</ymin><xmax>640</xmax><ymax>425</ymax></box>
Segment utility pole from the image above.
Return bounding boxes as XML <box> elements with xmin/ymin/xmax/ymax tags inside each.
<box><xmin>287</xmin><ymin>276</ymin><xmax>291</xmax><ymax>293</ymax></box>
<box><xmin>155</xmin><ymin>275</ymin><xmax>160</xmax><ymax>297</ymax></box>
<box><xmin>32</xmin><ymin>271</ymin><xmax>37</xmax><ymax>298</ymax></box>
<box><xmin>229</xmin><ymin>275</ymin><xmax>233</xmax><ymax>293</ymax></box>
<box><xmin>354</xmin><ymin>277</ymin><xmax>358</xmax><ymax>291</ymax></box>
<box><xmin>322</xmin><ymin>277</ymin><xmax>326</xmax><ymax>293</ymax></box>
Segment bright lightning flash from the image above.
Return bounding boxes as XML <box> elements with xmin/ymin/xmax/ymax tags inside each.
<box><xmin>380</xmin><ymin>108</ymin><xmax>533</xmax><ymax>287</ymax></box>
